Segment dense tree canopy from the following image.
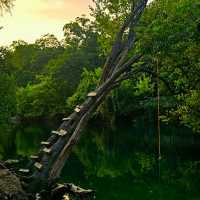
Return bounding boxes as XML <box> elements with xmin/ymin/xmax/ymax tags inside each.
<box><xmin>0</xmin><ymin>0</ymin><xmax>200</xmax><ymax>132</ymax></box>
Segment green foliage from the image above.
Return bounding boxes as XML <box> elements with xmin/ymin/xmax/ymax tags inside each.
<box><xmin>91</xmin><ymin>0</ymin><xmax>131</xmax><ymax>54</ymax></box>
<box><xmin>175</xmin><ymin>90</ymin><xmax>200</xmax><ymax>132</ymax></box>
<box><xmin>67</xmin><ymin>68</ymin><xmax>101</xmax><ymax>110</ymax></box>
<box><xmin>35</xmin><ymin>34</ymin><xmax>61</xmax><ymax>49</ymax></box>
<box><xmin>134</xmin><ymin>75</ymin><xmax>154</xmax><ymax>96</ymax></box>
<box><xmin>138</xmin><ymin>0</ymin><xmax>200</xmax><ymax>131</ymax></box>
<box><xmin>3</xmin><ymin>16</ymin><xmax>103</xmax><ymax>119</ymax></box>
<box><xmin>79</xmin><ymin>0</ymin><xmax>200</xmax><ymax>132</ymax></box>
<box><xmin>91</xmin><ymin>0</ymin><xmax>200</xmax><ymax>130</ymax></box>
<box><xmin>9</xmin><ymin>37</ymin><xmax>64</xmax><ymax>86</ymax></box>
<box><xmin>110</xmin><ymin>77</ymin><xmax>153</xmax><ymax>116</ymax></box>
<box><xmin>0</xmin><ymin>73</ymin><xmax>16</xmax><ymax>123</ymax></box>
<box><xmin>0</xmin><ymin>47</ymin><xmax>16</xmax><ymax>123</ymax></box>
<box><xmin>16</xmin><ymin>76</ymin><xmax>70</xmax><ymax>118</ymax></box>
<box><xmin>130</xmin><ymin>152</ymin><xmax>155</xmax><ymax>176</ymax></box>
<box><xmin>0</xmin><ymin>0</ymin><xmax>200</xmax><ymax>133</ymax></box>
<box><xmin>0</xmin><ymin>48</ymin><xmax>16</xmax><ymax>152</ymax></box>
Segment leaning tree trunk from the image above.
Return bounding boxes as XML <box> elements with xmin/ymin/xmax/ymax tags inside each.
<box><xmin>0</xmin><ymin>1</ymin><xmax>149</xmax><ymax>198</ymax></box>
<box><xmin>27</xmin><ymin>0</ymin><xmax>149</xmax><ymax>185</ymax></box>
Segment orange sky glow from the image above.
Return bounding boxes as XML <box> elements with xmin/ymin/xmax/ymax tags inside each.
<box><xmin>0</xmin><ymin>0</ymin><xmax>93</xmax><ymax>46</ymax></box>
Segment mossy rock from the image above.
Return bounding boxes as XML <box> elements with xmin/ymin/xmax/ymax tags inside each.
<box><xmin>0</xmin><ymin>169</ymin><xmax>28</xmax><ymax>200</ymax></box>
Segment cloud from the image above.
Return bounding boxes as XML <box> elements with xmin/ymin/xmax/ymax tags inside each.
<box><xmin>31</xmin><ymin>0</ymin><xmax>93</xmax><ymax>21</ymax></box>
<box><xmin>0</xmin><ymin>0</ymin><xmax>93</xmax><ymax>45</ymax></box>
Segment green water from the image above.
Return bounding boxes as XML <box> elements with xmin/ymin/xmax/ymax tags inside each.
<box><xmin>0</xmin><ymin>118</ymin><xmax>200</xmax><ymax>200</ymax></box>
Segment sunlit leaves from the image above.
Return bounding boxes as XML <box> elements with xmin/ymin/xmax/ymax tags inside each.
<box><xmin>66</xmin><ymin>68</ymin><xmax>102</xmax><ymax>110</ymax></box>
<box><xmin>35</xmin><ymin>34</ymin><xmax>61</xmax><ymax>49</ymax></box>
<box><xmin>16</xmin><ymin>76</ymin><xmax>69</xmax><ymax>117</ymax></box>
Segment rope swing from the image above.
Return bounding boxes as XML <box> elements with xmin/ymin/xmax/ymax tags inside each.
<box><xmin>157</xmin><ymin>58</ymin><xmax>161</xmax><ymax>161</ymax></box>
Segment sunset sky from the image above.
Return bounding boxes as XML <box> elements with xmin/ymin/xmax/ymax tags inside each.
<box><xmin>0</xmin><ymin>0</ymin><xmax>93</xmax><ymax>46</ymax></box>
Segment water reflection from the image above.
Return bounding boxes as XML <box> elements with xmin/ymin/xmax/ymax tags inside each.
<box><xmin>0</xmin><ymin>119</ymin><xmax>200</xmax><ymax>200</ymax></box>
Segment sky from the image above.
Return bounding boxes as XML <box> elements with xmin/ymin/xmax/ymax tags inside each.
<box><xmin>0</xmin><ymin>0</ymin><xmax>93</xmax><ymax>46</ymax></box>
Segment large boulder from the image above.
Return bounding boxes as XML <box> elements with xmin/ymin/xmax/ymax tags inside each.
<box><xmin>0</xmin><ymin>168</ymin><xmax>28</xmax><ymax>200</ymax></box>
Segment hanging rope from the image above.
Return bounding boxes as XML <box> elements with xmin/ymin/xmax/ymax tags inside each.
<box><xmin>157</xmin><ymin>58</ymin><xmax>161</xmax><ymax>161</ymax></box>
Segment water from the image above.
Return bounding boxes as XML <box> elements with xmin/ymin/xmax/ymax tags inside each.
<box><xmin>0</xmin><ymin>118</ymin><xmax>200</xmax><ymax>200</ymax></box>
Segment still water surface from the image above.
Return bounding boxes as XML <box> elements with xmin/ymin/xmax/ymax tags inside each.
<box><xmin>0</xmin><ymin>119</ymin><xmax>200</xmax><ymax>200</ymax></box>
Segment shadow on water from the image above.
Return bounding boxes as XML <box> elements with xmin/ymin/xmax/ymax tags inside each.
<box><xmin>0</xmin><ymin>117</ymin><xmax>200</xmax><ymax>200</ymax></box>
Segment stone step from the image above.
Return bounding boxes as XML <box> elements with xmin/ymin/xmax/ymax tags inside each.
<box><xmin>62</xmin><ymin>117</ymin><xmax>72</xmax><ymax>121</ymax></box>
<box><xmin>19</xmin><ymin>169</ymin><xmax>30</xmax><ymax>173</ymax></box>
<box><xmin>43</xmin><ymin>147</ymin><xmax>52</xmax><ymax>154</ymax></box>
<box><xmin>5</xmin><ymin>159</ymin><xmax>19</xmax><ymax>164</ymax></box>
<box><xmin>74</xmin><ymin>107</ymin><xmax>81</xmax><ymax>113</ymax></box>
<box><xmin>41</xmin><ymin>141</ymin><xmax>50</xmax><ymax>146</ymax></box>
<box><xmin>52</xmin><ymin>129</ymin><xmax>67</xmax><ymax>136</ymax></box>
<box><xmin>34</xmin><ymin>162</ymin><xmax>43</xmax><ymax>170</ymax></box>
<box><xmin>87</xmin><ymin>91</ymin><xmax>97</xmax><ymax>97</ymax></box>
<box><xmin>30</xmin><ymin>155</ymin><xmax>39</xmax><ymax>160</ymax></box>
